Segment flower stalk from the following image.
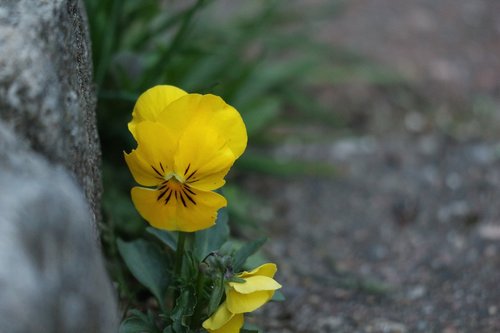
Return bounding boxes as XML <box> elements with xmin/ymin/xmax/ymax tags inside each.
<box><xmin>174</xmin><ymin>232</ymin><xmax>187</xmax><ymax>279</ymax></box>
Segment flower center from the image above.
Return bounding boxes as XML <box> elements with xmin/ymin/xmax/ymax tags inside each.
<box><xmin>152</xmin><ymin>163</ymin><xmax>197</xmax><ymax>207</ymax></box>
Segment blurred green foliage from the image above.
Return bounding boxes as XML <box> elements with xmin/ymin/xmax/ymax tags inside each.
<box><xmin>85</xmin><ymin>0</ymin><xmax>407</xmax><ymax>238</ymax></box>
<box><xmin>85</xmin><ymin>0</ymin><xmax>346</xmax><ymax>238</ymax></box>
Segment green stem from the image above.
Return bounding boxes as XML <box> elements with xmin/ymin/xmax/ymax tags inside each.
<box><xmin>173</xmin><ymin>232</ymin><xmax>187</xmax><ymax>306</ymax></box>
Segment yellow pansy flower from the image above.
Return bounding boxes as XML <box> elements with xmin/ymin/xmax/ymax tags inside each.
<box><xmin>202</xmin><ymin>263</ymin><xmax>281</xmax><ymax>332</ymax></box>
<box><xmin>225</xmin><ymin>263</ymin><xmax>282</xmax><ymax>314</ymax></box>
<box><xmin>202</xmin><ymin>302</ymin><xmax>244</xmax><ymax>333</ymax></box>
<box><xmin>125</xmin><ymin>85</ymin><xmax>247</xmax><ymax>232</ymax></box>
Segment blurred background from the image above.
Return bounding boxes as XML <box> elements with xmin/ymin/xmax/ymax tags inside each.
<box><xmin>84</xmin><ymin>0</ymin><xmax>500</xmax><ymax>331</ymax></box>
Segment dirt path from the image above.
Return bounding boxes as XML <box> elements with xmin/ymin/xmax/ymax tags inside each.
<box><xmin>247</xmin><ymin>1</ymin><xmax>500</xmax><ymax>332</ymax></box>
<box><xmin>323</xmin><ymin>0</ymin><xmax>500</xmax><ymax>98</ymax></box>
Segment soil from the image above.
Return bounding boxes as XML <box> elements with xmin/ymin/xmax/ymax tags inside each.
<box><xmin>245</xmin><ymin>1</ymin><xmax>500</xmax><ymax>332</ymax></box>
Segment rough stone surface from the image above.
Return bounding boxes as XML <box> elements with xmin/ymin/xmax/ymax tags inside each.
<box><xmin>0</xmin><ymin>0</ymin><xmax>101</xmax><ymax>235</ymax></box>
<box><xmin>0</xmin><ymin>0</ymin><xmax>117</xmax><ymax>331</ymax></box>
<box><xmin>0</xmin><ymin>124</ymin><xmax>117</xmax><ymax>332</ymax></box>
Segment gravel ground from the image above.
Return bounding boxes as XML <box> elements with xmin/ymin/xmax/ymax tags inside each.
<box><xmin>244</xmin><ymin>1</ymin><xmax>500</xmax><ymax>332</ymax></box>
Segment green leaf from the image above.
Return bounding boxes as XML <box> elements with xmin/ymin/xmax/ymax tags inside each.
<box><xmin>193</xmin><ymin>208</ymin><xmax>229</xmax><ymax>260</ymax></box>
<box><xmin>140</xmin><ymin>0</ymin><xmax>209</xmax><ymax>88</ymax></box>
<box><xmin>271</xmin><ymin>289</ymin><xmax>286</xmax><ymax>302</ymax></box>
<box><xmin>147</xmin><ymin>227</ymin><xmax>178</xmax><ymax>251</ymax></box>
<box><xmin>117</xmin><ymin>238</ymin><xmax>170</xmax><ymax>310</ymax></box>
<box><xmin>162</xmin><ymin>327</ymin><xmax>174</xmax><ymax>333</ymax></box>
<box><xmin>218</xmin><ymin>240</ymin><xmax>234</xmax><ymax>255</ymax></box>
<box><xmin>119</xmin><ymin>310</ymin><xmax>160</xmax><ymax>333</ymax></box>
<box><xmin>181</xmin><ymin>250</ymin><xmax>199</xmax><ymax>279</ymax></box>
<box><xmin>171</xmin><ymin>287</ymin><xmax>197</xmax><ymax>333</ymax></box>
<box><xmin>241</xmin><ymin>322</ymin><xmax>261</xmax><ymax>333</ymax></box>
<box><xmin>238</xmin><ymin>153</ymin><xmax>336</xmax><ymax>177</ymax></box>
<box><xmin>242</xmin><ymin>245</ymin><xmax>268</xmax><ymax>269</ymax></box>
<box><xmin>207</xmin><ymin>274</ymin><xmax>225</xmax><ymax>317</ymax></box>
<box><xmin>232</xmin><ymin>237</ymin><xmax>267</xmax><ymax>272</ymax></box>
<box><xmin>240</xmin><ymin>97</ymin><xmax>281</xmax><ymax>137</ymax></box>
<box><xmin>232</xmin><ymin>58</ymin><xmax>314</xmax><ymax>107</ymax></box>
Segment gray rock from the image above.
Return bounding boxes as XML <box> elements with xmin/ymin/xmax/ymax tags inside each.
<box><xmin>0</xmin><ymin>0</ymin><xmax>101</xmax><ymax>236</ymax></box>
<box><xmin>0</xmin><ymin>0</ymin><xmax>117</xmax><ymax>331</ymax></box>
<box><xmin>0</xmin><ymin>124</ymin><xmax>117</xmax><ymax>332</ymax></box>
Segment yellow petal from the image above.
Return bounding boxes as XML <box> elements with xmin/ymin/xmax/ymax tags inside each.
<box><xmin>155</xmin><ymin>93</ymin><xmax>203</xmax><ymax>143</ymax></box>
<box><xmin>131</xmin><ymin>186</ymin><xmax>227</xmax><ymax>232</ymax></box>
<box><xmin>195</xmin><ymin>94</ymin><xmax>247</xmax><ymax>159</ymax></box>
<box><xmin>132</xmin><ymin>121</ymin><xmax>177</xmax><ymax>174</ymax></box>
<box><xmin>226</xmin><ymin>289</ymin><xmax>276</xmax><ymax>314</ymax></box>
<box><xmin>238</xmin><ymin>263</ymin><xmax>278</xmax><ymax>279</ymax></box>
<box><xmin>124</xmin><ymin>150</ymin><xmax>162</xmax><ymax>187</ymax></box>
<box><xmin>206</xmin><ymin>313</ymin><xmax>244</xmax><ymax>333</ymax></box>
<box><xmin>229</xmin><ymin>276</ymin><xmax>282</xmax><ymax>294</ymax></box>
<box><xmin>128</xmin><ymin>85</ymin><xmax>187</xmax><ymax>137</ymax></box>
<box><xmin>202</xmin><ymin>302</ymin><xmax>233</xmax><ymax>330</ymax></box>
<box><xmin>157</xmin><ymin>94</ymin><xmax>247</xmax><ymax>158</ymax></box>
<box><xmin>174</xmin><ymin>123</ymin><xmax>235</xmax><ymax>191</ymax></box>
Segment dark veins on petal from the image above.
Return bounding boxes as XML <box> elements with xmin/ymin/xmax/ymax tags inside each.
<box><xmin>156</xmin><ymin>178</ymin><xmax>198</xmax><ymax>208</ymax></box>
